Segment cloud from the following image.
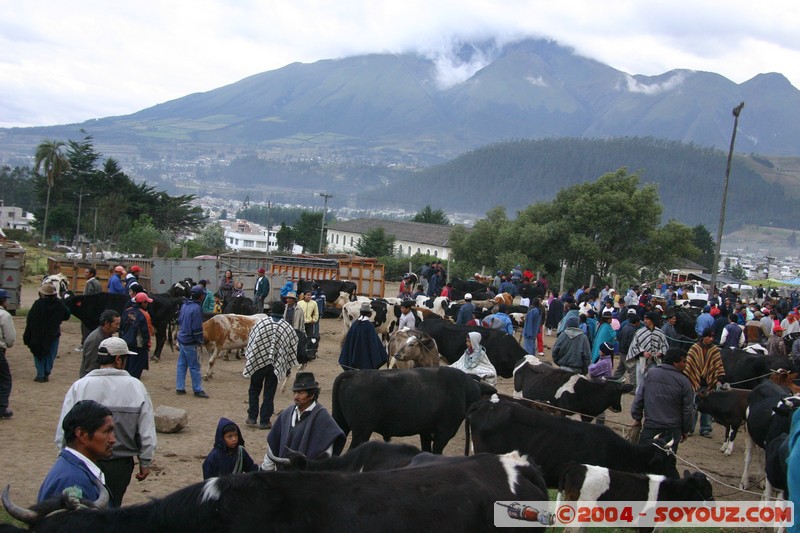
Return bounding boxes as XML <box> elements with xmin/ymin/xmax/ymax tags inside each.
<box><xmin>525</xmin><ymin>75</ymin><xmax>548</xmax><ymax>87</ymax></box>
<box><xmin>1</xmin><ymin>0</ymin><xmax>799</xmax><ymax>127</ymax></box>
<box><xmin>623</xmin><ymin>72</ymin><xmax>689</xmax><ymax>95</ymax></box>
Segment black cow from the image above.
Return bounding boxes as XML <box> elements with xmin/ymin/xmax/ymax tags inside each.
<box><xmin>740</xmin><ymin>386</ymin><xmax>800</xmax><ymax>493</ymax></box>
<box><xmin>332</xmin><ymin>367</ymin><xmax>494</xmax><ymax>454</ymax></box>
<box><xmin>466</xmin><ymin>398</ymin><xmax>679</xmax><ymax>487</ymax></box>
<box><xmin>2</xmin><ymin>452</ymin><xmax>547</xmax><ymax>532</ymax></box>
<box><xmin>223</xmin><ymin>296</ymin><xmax>255</xmax><ymax>315</ymax></box>
<box><xmin>668</xmin><ymin>306</ymin><xmax>700</xmax><ymax>340</ymax></box>
<box><xmin>64</xmin><ymin>292</ymin><xmax>182</xmax><ymax>360</ymax></box>
<box><xmin>450</xmin><ymin>277</ymin><xmax>488</xmax><ymax>294</ymax></box>
<box><xmin>297</xmin><ymin>279</ymin><xmax>357</xmax><ymax>303</ymax></box>
<box><xmin>694</xmin><ymin>388</ymin><xmax>749</xmax><ymax>456</ymax></box>
<box><xmin>416</xmin><ymin>319</ymin><xmax>527</xmax><ymax>378</ymax></box>
<box><xmin>270</xmin><ymin>441</ymin><xmax>423</xmax><ymax>471</ymax></box>
<box><xmin>721</xmin><ymin>348</ymin><xmax>788</xmax><ymax>389</ymax></box>
<box><xmin>513</xmin><ymin>357</ymin><xmax>634</xmax><ymax>421</ymax></box>
<box><xmin>449</xmin><ymin>287</ymin><xmax>492</xmax><ymax>301</ymax></box>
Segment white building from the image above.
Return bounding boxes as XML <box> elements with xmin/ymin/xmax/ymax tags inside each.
<box><xmin>0</xmin><ymin>203</ymin><xmax>35</xmax><ymax>232</ymax></box>
<box><xmin>220</xmin><ymin>219</ymin><xmax>278</xmax><ymax>253</ymax></box>
<box><xmin>326</xmin><ymin>218</ymin><xmax>455</xmax><ymax>259</ymax></box>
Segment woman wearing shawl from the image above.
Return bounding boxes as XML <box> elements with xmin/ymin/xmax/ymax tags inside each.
<box><xmin>450</xmin><ymin>332</ymin><xmax>497</xmax><ymax>386</ymax></box>
<box><xmin>591</xmin><ymin>309</ymin><xmax>618</xmax><ymax>364</ymax></box>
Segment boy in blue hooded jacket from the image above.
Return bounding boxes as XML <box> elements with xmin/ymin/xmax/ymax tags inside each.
<box><xmin>202</xmin><ymin>418</ymin><xmax>258</xmax><ymax>479</ymax></box>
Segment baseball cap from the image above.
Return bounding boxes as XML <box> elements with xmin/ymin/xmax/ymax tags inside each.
<box><xmin>114</xmin><ymin>266</ymin><xmax>125</xmax><ymax>274</ymax></box>
<box><xmin>130</xmin><ymin>265</ymin><xmax>142</xmax><ymax>273</ymax></box>
<box><xmin>258</xmin><ymin>268</ymin><xmax>266</xmax><ymax>274</ymax></box>
<box><xmin>134</xmin><ymin>292</ymin><xmax>153</xmax><ymax>304</ymax></box>
<box><xmin>0</xmin><ymin>289</ymin><xmax>7</xmax><ymax>299</ymax></box>
<box><xmin>190</xmin><ymin>285</ymin><xmax>205</xmax><ymax>296</ymax></box>
<box><xmin>98</xmin><ymin>337</ymin><xmax>137</xmax><ymax>356</ymax></box>
<box><xmin>465</xmin><ymin>293</ymin><xmax>472</xmax><ymax>300</ymax></box>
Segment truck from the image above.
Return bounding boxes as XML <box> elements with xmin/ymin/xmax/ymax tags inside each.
<box><xmin>0</xmin><ymin>239</ymin><xmax>25</xmax><ymax>314</ymax></box>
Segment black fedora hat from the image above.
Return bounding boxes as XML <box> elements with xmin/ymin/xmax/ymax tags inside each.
<box><xmin>292</xmin><ymin>372</ymin><xmax>319</xmax><ymax>391</ymax></box>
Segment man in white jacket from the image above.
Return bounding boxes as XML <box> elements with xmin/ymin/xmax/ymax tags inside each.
<box><xmin>55</xmin><ymin>337</ymin><xmax>156</xmax><ymax>507</ymax></box>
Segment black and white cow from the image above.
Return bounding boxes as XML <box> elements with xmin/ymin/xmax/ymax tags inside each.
<box><xmin>2</xmin><ymin>452</ymin><xmax>547</xmax><ymax>533</ymax></box>
<box><xmin>466</xmin><ymin>397</ymin><xmax>679</xmax><ymax>488</ymax></box>
<box><xmin>513</xmin><ymin>355</ymin><xmax>634</xmax><ymax>421</ymax></box>
<box><xmin>694</xmin><ymin>388</ymin><xmax>749</xmax><ymax>455</ymax></box>
<box><xmin>332</xmin><ymin>367</ymin><xmax>495</xmax><ymax>454</ymax></box>
<box><xmin>559</xmin><ymin>464</ymin><xmax>713</xmax><ymax>504</ymax></box>
<box><xmin>341</xmin><ymin>298</ymin><xmax>400</xmax><ymax>344</ymax></box>
<box><xmin>416</xmin><ymin>319</ymin><xmax>527</xmax><ymax>378</ymax></box>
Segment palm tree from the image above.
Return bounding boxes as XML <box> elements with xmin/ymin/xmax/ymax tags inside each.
<box><xmin>34</xmin><ymin>139</ymin><xmax>71</xmax><ymax>246</ymax></box>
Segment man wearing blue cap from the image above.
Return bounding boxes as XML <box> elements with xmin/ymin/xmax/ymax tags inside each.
<box><xmin>0</xmin><ymin>289</ymin><xmax>16</xmax><ymax>419</ymax></box>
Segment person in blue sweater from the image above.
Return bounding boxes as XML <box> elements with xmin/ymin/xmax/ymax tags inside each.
<box><xmin>202</xmin><ymin>418</ymin><xmax>258</xmax><ymax>479</ymax></box>
<box><xmin>695</xmin><ymin>305</ymin><xmax>715</xmax><ymax>337</ymax></box>
<box><xmin>39</xmin><ymin>400</ymin><xmax>114</xmax><ymax>503</ymax></box>
<box><xmin>107</xmin><ymin>266</ymin><xmax>127</xmax><ymax>295</ymax></box>
<box><xmin>176</xmin><ymin>285</ymin><xmax>209</xmax><ymax>398</ymax></box>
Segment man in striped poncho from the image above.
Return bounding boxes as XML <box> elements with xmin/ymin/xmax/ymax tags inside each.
<box><xmin>683</xmin><ymin>327</ymin><xmax>725</xmax><ymax>438</ymax></box>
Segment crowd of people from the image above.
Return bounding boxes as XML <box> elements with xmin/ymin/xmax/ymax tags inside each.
<box><xmin>8</xmin><ymin>263</ymin><xmax>800</xmax><ymax>516</ymax></box>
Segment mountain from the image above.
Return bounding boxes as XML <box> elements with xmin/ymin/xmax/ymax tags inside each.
<box><xmin>1</xmin><ymin>37</ymin><xmax>800</xmax><ymax>167</ymax></box>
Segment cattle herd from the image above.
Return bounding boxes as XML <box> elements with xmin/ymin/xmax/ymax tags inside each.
<box><xmin>6</xmin><ymin>274</ymin><xmax>800</xmax><ymax>531</ymax></box>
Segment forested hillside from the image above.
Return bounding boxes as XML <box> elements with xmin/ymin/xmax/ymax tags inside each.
<box><xmin>360</xmin><ymin>137</ymin><xmax>795</xmax><ymax>230</ymax></box>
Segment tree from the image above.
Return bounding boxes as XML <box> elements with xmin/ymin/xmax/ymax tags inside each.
<box><xmin>412</xmin><ymin>205</ymin><xmax>450</xmax><ymax>225</ymax></box>
<box><xmin>219</xmin><ymin>209</ymin><xmax>228</xmax><ymax>221</ymax></box>
<box><xmin>199</xmin><ymin>223</ymin><xmax>227</xmax><ymax>251</ymax></box>
<box><xmin>276</xmin><ymin>223</ymin><xmax>293</xmax><ymax>251</ymax></box>
<box><xmin>117</xmin><ymin>215</ymin><xmax>165</xmax><ymax>255</ymax></box>
<box><xmin>691</xmin><ymin>225</ymin><xmax>716</xmax><ymax>270</ymax></box>
<box><xmin>34</xmin><ymin>139</ymin><xmax>71</xmax><ymax>244</ymax></box>
<box><xmin>356</xmin><ymin>227</ymin><xmax>396</xmax><ymax>258</ymax></box>
<box><xmin>292</xmin><ymin>212</ymin><xmax>324</xmax><ymax>253</ymax></box>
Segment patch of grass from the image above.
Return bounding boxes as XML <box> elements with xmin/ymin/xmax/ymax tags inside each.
<box><xmin>0</xmin><ymin>508</ymin><xmax>25</xmax><ymax>528</ymax></box>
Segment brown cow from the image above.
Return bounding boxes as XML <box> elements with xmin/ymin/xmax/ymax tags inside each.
<box><xmin>202</xmin><ymin>313</ymin><xmax>266</xmax><ymax>379</ymax></box>
<box><xmin>388</xmin><ymin>329</ymin><xmax>442</xmax><ymax>369</ymax></box>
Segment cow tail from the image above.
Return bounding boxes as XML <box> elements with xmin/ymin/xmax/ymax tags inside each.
<box><xmin>331</xmin><ymin>375</ymin><xmax>351</xmax><ymax>438</ymax></box>
<box><xmin>464</xmin><ymin>417</ymin><xmax>471</xmax><ymax>456</ymax></box>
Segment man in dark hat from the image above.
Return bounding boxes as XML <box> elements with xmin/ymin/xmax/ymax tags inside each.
<box><xmin>338</xmin><ymin>302</ymin><xmax>388</xmax><ymax>370</ymax></box>
<box><xmin>244</xmin><ymin>301</ymin><xmax>299</xmax><ymax>430</ymax></box>
<box><xmin>261</xmin><ymin>372</ymin><xmax>345</xmax><ymax>470</ymax></box>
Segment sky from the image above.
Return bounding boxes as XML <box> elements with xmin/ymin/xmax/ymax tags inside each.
<box><xmin>1</xmin><ymin>0</ymin><xmax>798</xmax><ymax>128</ymax></box>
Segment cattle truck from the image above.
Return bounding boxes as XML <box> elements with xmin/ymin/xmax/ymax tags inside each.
<box><xmin>0</xmin><ymin>239</ymin><xmax>25</xmax><ymax>314</ymax></box>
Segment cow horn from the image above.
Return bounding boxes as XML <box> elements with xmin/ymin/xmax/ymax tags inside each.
<box><xmin>665</xmin><ymin>438</ymin><xmax>675</xmax><ymax>449</ymax></box>
<box><xmin>89</xmin><ymin>478</ymin><xmax>110</xmax><ymax>509</ymax></box>
<box><xmin>267</xmin><ymin>446</ymin><xmax>291</xmax><ymax>466</ymax></box>
<box><xmin>2</xmin><ymin>484</ymin><xmax>39</xmax><ymax>524</ymax></box>
<box><xmin>653</xmin><ymin>432</ymin><xmax>663</xmax><ymax>441</ymax></box>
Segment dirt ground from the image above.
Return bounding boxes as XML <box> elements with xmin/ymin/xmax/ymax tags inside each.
<box><xmin>0</xmin><ymin>283</ymin><xmax>764</xmax><ymax>509</ymax></box>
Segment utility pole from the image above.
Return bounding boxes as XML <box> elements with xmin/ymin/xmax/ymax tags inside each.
<box><xmin>266</xmin><ymin>201</ymin><xmax>272</xmax><ymax>252</ymax></box>
<box><xmin>92</xmin><ymin>207</ymin><xmax>99</xmax><ymax>242</ymax></box>
<box><xmin>75</xmin><ymin>188</ymin><xmax>90</xmax><ymax>246</ymax></box>
<box><xmin>318</xmin><ymin>193</ymin><xmax>333</xmax><ymax>254</ymax></box>
<box><xmin>710</xmin><ymin>102</ymin><xmax>745</xmax><ymax>292</ymax></box>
